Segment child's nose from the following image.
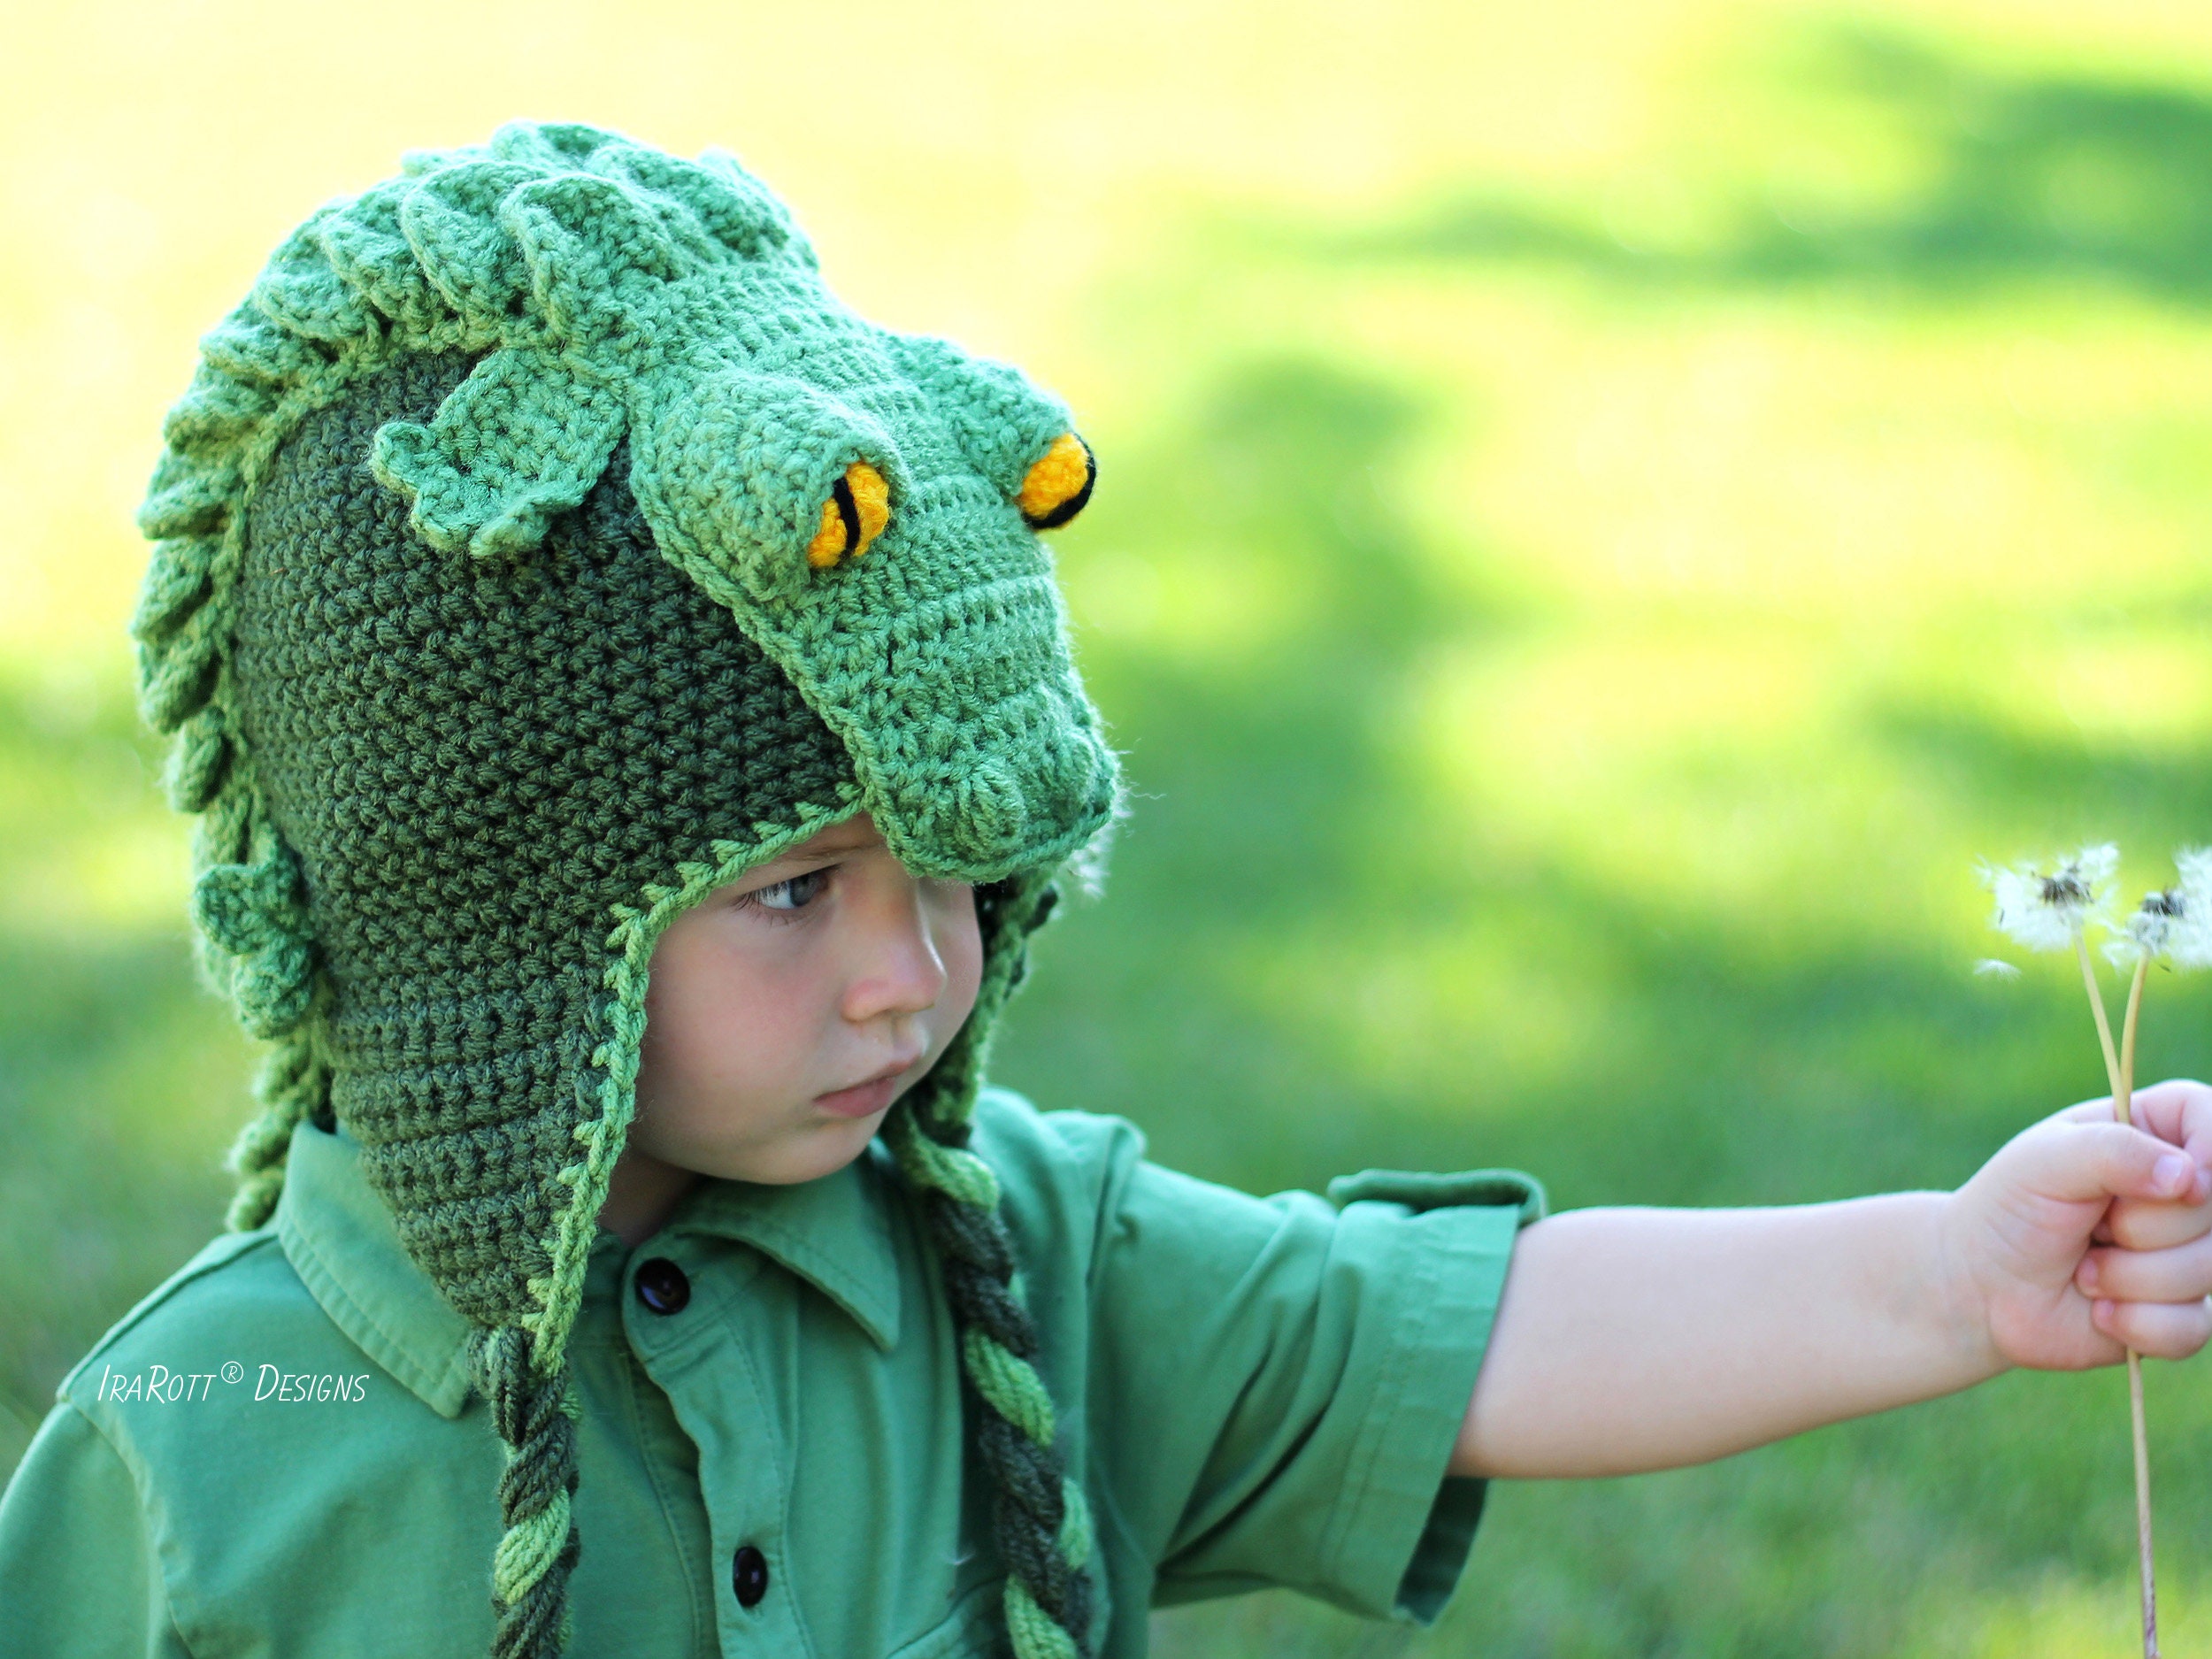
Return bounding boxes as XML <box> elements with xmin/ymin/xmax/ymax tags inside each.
<box><xmin>840</xmin><ymin>887</ymin><xmax>949</xmax><ymax>1025</ymax></box>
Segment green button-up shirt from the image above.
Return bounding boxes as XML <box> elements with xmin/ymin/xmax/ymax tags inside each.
<box><xmin>0</xmin><ymin>1089</ymin><xmax>1539</xmax><ymax>1657</ymax></box>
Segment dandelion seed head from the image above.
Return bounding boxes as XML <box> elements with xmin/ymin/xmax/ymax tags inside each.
<box><xmin>1978</xmin><ymin>843</ymin><xmax>2118</xmax><ymax>953</ymax></box>
<box><xmin>2161</xmin><ymin>846</ymin><xmax>2212</xmax><ymax>970</ymax></box>
<box><xmin>2108</xmin><ymin>887</ymin><xmax>2184</xmax><ymax>967</ymax></box>
<box><xmin>2178</xmin><ymin>847</ymin><xmax>2212</xmax><ymax>888</ymax></box>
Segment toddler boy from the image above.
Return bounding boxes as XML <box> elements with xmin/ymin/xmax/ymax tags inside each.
<box><xmin>0</xmin><ymin>122</ymin><xmax>2206</xmax><ymax>1659</ymax></box>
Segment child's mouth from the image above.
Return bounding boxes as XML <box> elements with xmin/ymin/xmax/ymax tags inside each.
<box><xmin>813</xmin><ymin>1061</ymin><xmax>915</xmax><ymax>1119</ymax></box>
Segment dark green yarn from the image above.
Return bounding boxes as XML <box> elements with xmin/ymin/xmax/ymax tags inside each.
<box><xmin>234</xmin><ymin>349</ymin><xmax>854</xmax><ymax>1326</ymax></box>
<box><xmin>238</xmin><ymin>350</ymin><xmax>855</xmax><ymax>1653</ymax></box>
<box><xmin>234</xmin><ymin>349</ymin><xmax>1095</xmax><ymax>1659</ymax></box>
<box><xmin>893</xmin><ymin>882</ymin><xmax>1095</xmax><ymax>1655</ymax></box>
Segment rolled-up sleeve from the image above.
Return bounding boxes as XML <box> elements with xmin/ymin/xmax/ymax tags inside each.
<box><xmin>1082</xmin><ymin>1136</ymin><xmax>1544</xmax><ymax>1624</ymax></box>
<box><xmin>0</xmin><ymin>1402</ymin><xmax>188</xmax><ymax>1659</ymax></box>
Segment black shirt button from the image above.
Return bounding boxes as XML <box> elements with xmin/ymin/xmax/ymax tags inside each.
<box><xmin>633</xmin><ymin>1257</ymin><xmax>690</xmax><ymax>1315</ymax></box>
<box><xmin>732</xmin><ymin>1544</ymin><xmax>770</xmax><ymax>1608</ymax></box>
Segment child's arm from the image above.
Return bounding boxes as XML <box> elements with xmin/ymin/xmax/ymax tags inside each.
<box><xmin>1451</xmin><ymin>1080</ymin><xmax>2212</xmax><ymax>1479</ymax></box>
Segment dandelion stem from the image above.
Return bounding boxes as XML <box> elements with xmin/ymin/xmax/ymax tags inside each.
<box><xmin>2075</xmin><ymin>934</ymin><xmax>2124</xmax><ymax>1098</ymax></box>
<box><xmin>2128</xmin><ymin>1352</ymin><xmax>2158</xmax><ymax>1658</ymax></box>
<box><xmin>2117</xmin><ymin>956</ymin><xmax>2147</xmax><ymax>1130</ymax></box>
<box><xmin>2116</xmin><ymin>953</ymin><xmax>2159</xmax><ymax>1659</ymax></box>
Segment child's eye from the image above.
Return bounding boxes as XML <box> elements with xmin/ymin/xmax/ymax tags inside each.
<box><xmin>749</xmin><ymin>868</ymin><xmax>831</xmax><ymax>914</ymax></box>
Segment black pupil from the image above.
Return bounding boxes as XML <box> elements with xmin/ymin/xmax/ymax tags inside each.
<box><xmin>831</xmin><ymin>474</ymin><xmax>860</xmax><ymax>553</ymax></box>
<box><xmin>779</xmin><ymin>870</ymin><xmax>826</xmax><ymax>907</ymax></box>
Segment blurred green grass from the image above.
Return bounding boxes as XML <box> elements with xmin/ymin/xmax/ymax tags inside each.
<box><xmin>10</xmin><ymin>4</ymin><xmax>2212</xmax><ymax>1655</ymax></box>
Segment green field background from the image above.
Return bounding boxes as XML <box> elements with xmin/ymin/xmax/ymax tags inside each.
<box><xmin>10</xmin><ymin>2</ymin><xmax>2212</xmax><ymax>1652</ymax></box>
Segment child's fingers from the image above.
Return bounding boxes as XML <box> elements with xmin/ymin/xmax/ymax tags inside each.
<box><xmin>2078</xmin><ymin>1230</ymin><xmax>2212</xmax><ymax>1302</ymax></box>
<box><xmin>2057</xmin><ymin>1079</ymin><xmax>2212</xmax><ymax>1141</ymax></box>
<box><xmin>2014</xmin><ymin>1121</ymin><xmax>2202</xmax><ymax>1207</ymax></box>
<box><xmin>2104</xmin><ymin>1184</ymin><xmax>2212</xmax><ymax>1251</ymax></box>
<box><xmin>2124</xmin><ymin>1079</ymin><xmax>2212</xmax><ymax>1165</ymax></box>
<box><xmin>2091</xmin><ymin>1294</ymin><xmax>2212</xmax><ymax>1361</ymax></box>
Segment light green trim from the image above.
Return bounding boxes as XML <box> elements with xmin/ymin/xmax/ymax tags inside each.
<box><xmin>139</xmin><ymin>336</ymin><xmax>426</xmax><ymax>1233</ymax></box>
<box><xmin>1057</xmin><ymin>1477</ymin><xmax>1094</xmax><ymax>1564</ymax></box>
<box><xmin>223</xmin><ymin>1007</ymin><xmax>333</xmax><ymax>1232</ymax></box>
<box><xmin>525</xmin><ymin>791</ymin><xmax>861</xmax><ymax>1372</ymax></box>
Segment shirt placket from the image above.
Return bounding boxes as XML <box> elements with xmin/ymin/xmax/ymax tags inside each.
<box><xmin>620</xmin><ymin>1238</ymin><xmax>813</xmax><ymax>1659</ymax></box>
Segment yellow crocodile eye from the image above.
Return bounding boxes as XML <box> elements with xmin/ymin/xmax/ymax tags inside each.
<box><xmin>1016</xmin><ymin>433</ymin><xmax>1095</xmax><ymax>529</ymax></box>
<box><xmin>805</xmin><ymin>462</ymin><xmax>892</xmax><ymax>570</ymax></box>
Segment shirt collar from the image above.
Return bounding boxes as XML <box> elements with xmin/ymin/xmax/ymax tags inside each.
<box><xmin>659</xmin><ymin>1151</ymin><xmax>903</xmax><ymax>1351</ymax></box>
<box><xmin>274</xmin><ymin>1119</ymin><xmax>476</xmax><ymax>1417</ymax></box>
<box><xmin>274</xmin><ymin>1119</ymin><xmax>906</xmax><ymax>1420</ymax></box>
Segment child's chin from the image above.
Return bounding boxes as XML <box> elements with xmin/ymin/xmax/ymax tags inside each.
<box><xmin>731</xmin><ymin>1117</ymin><xmax>881</xmax><ymax>1187</ymax></box>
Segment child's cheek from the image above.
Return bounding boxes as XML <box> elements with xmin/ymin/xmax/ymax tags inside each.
<box><xmin>932</xmin><ymin>888</ymin><xmax>985</xmax><ymax>1033</ymax></box>
<box><xmin>944</xmin><ymin>926</ymin><xmax>984</xmax><ymax>1034</ymax></box>
<box><xmin>639</xmin><ymin>920</ymin><xmax>811</xmax><ymax>1125</ymax></box>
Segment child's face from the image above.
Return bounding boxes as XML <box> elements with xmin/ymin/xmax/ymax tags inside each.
<box><xmin>614</xmin><ymin>811</ymin><xmax>983</xmax><ymax>1210</ymax></box>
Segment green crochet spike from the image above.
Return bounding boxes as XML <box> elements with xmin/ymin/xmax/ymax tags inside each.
<box><xmin>373</xmin><ymin>348</ymin><xmax>629</xmax><ymax>558</ymax></box>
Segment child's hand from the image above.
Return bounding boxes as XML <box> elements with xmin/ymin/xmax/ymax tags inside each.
<box><xmin>1943</xmin><ymin>1079</ymin><xmax>2212</xmax><ymax>1372</ymax></box>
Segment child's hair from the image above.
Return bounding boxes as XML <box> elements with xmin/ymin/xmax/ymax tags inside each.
<box><xmin>132</xmin><ymin>121</ymin><xmax>1118</xmax><ymax>1659</ymax></box>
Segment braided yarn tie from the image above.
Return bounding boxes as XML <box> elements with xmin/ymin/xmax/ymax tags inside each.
<box><xmin>223</xmin><ymin>1021</ymin><xmax>328</xmax><ymax>1232</ymax></box>
<box><xmin>473</xmin><ymin>1326</ymin><xmax>582</xmax><ymax>1659</ymax></box>
<box><xmin>886</xmin><ymin>1110</ymin><xmax>1095</xmax><ymax>1659</ymax></box>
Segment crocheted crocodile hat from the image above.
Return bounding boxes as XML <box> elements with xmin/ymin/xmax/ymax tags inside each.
<box><xmin>133</xmin><ymin>121</ymin><xmax>1115</xmax><ymax>1659</ymax></box>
